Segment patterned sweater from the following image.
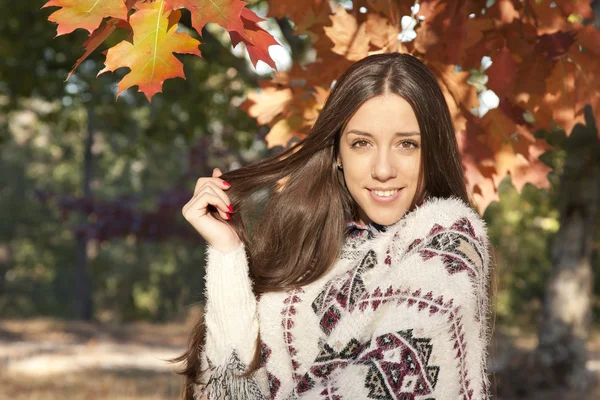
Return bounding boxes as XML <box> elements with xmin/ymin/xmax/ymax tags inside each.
<box><xmin>196</xmin><ymin>197</ymin><xmax>492</xmax><ymax>399</ymax></box>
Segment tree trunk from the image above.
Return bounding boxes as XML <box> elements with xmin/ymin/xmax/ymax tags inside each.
<box><xmin>536</xmin><ymin>107</ymin><xmax>600</xmax><ymax>391</ymax></box>
<box><xmin>74</xmin><ymin>104</ymin><xmax>95</xmax><ymax>321</ymax></box>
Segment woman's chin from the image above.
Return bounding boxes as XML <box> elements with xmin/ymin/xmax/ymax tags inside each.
<box><xmin>363</xmin><ymin>209</ymin><xmax>409</xmax><ymax>227</ymax></box>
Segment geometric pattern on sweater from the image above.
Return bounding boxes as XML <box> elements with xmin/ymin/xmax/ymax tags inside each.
<box><xmin>302</xmin><ymin>217</ymin><xmax>486</xmax><ymax>399</ymax></box>
<box><xmin>406</xmin><ymin>217</ymin><xmax>485</xmax><ymax>324</ymax></box>
<box><xmin>407</xmin><ymin>218</ymin><xmax>483</xmax><ymax>280</ymax></box>
<box><xmin>259</xmin><ymin>342</ymin><xmax>282</xmax><ymax>399</ymax></box>
<box><xmin>281</xmin><ymin>287</ymin><xmax>306</xmax><ymax>388</ymax></box>
<box><xmin>297</xmin><ymin>285</ymin><xmax>466</xmax><ymax>398</ymax></box>
<box><xmin>311</xmin><ymin>249</ymin><xmax>378</xmax><ymax>335</ymax></box>
<box><xmin>309</xmin><ymin>329</ymin><xmax>440</xmax><ymax>399</ymax></box>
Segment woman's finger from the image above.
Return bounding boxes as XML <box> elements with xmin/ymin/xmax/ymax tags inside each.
<box><xmin>194</xmin><ymin>173</ymin><xmax>230</xmax><ymax>195</ymax></box>
<box><xmin>185</xmin><ymin>190</ymin><xmax>231</xmax><ymax>220</ymax></box>
<box><xmin>186</xmin><ymin>183</ymin><xmax>233</xmax><ymax>215</ymax></box>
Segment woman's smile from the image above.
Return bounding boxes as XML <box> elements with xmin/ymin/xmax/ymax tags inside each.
<box><xmin>367</xmin><ymin>187</ymin><xmax>404</xmax><ymax>203</ymax></box>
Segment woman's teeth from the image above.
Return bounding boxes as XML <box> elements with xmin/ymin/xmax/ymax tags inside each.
<box><xmin>371</xmin><ymin>189</ymin><xmax>398</xmax><ymax>197</ymax></box>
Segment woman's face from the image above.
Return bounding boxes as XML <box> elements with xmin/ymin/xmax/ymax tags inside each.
<box><xmin>337</xmin><ymin>93</ymin><xmax>422</xmax><ymax>226</ymax></box>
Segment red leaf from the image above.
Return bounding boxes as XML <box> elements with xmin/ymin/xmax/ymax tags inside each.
<box><xmin>486</xmin><ymin>47</ymin><xmax>517</xmax><ymax>98</ymax></box>
<box><xmin>230</xmin><ymin>18</ymin><xmax>279</xmax><ymax>69</ymax></box>
<box><xmin>535</xmin><ymin>31</ymin><xmax>577</xmax><ymax>61</ymax></box>
<box><xmin>415</xmin><ymin>0</ymin><xmax>470</xmax><ymax>64</ymax></box>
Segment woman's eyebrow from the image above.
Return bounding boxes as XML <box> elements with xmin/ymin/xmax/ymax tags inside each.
<box><xmin>346</xmin><ymin>129</ymin><xmax>421</xmax><ymax>137</ymax></box>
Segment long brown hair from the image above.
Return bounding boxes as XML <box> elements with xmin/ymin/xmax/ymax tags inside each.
<box><xmin>173</xmin><ymin>53</ymin><xmax>470</xmax><ymax>399</ymax></box>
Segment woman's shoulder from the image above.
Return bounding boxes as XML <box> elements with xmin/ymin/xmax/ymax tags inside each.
<box><xmin>368</xmin><ymin>196</ymin><xmax>490</xmax><ymax>265</ymax></box>
<box><xmin>388</xmin><ymin>196</ymin><xmax>487</xmax><ymax>240</ymax></box>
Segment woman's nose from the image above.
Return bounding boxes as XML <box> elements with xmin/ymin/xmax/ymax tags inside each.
<box><xmin>372</xmin><ymin>152</ymin><xmax>397</xmax><ymax>180</ymax></box>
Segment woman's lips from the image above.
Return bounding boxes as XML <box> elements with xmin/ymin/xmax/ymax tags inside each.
<box><xmin>368</xmin><ymin>188</ymin><xmax>403</xmax><ymax>203</ymax></box>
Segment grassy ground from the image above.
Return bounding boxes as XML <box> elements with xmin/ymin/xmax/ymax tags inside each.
<box><xmin>1</xmin><ymin>318</ymin><xmax>599</xmax><ymax>399</ymax></box>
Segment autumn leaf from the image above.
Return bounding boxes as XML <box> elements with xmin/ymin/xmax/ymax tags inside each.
<box><xmin>483</xmin><ymin>0</ymin><xmax>520</xmax><ymax>24</ymax></box>
<box><xmin>43</xmin><ymin>0</ymin><xmax>128</xmax><ymax>36</ymax></box>
<box><xmin>555</xmin><ymin>0</ymin><xmax>595</xmax><ymax>20</ymax></box>
<box><xmin>415</xmin><ymin>0</ymin><xmax>470</xmax><ymax>64</ymax></box>
<box><xmin>526</xmin><ymin>0</ymin><xmax>582</xmax><ymax>34</ymax></box>
<box><xmin>541</xmin><ymin>49</ymin><xmax>600</xmax><ymax>134</ymax></box>
<box><xmin>268</xmin><ymin>0</ymin><xmax>326</xmax><ymax>27</ymax></box>
<box><xmin>458</xmin><ymin>124</ymin><xmax>500</xmax><ymax>212</ymax></box>
<box><xmin>230</xmin><ymin>15</ymin><xmax>280</xmax><ymax>69</ymax></box>
<box><xmin>575</xmin><ymin>24</ymin><xmax>600</xmax><ymax>57</ymax></box>
<box><xmin>485</xmin><ymin>47</ymin><xmax>517</xmax><ymax>99</ymax></box>
<box><xmin>163</xmin><ymin>0</ymin><xmax>278</xmax><ymax>69</ymax></box>
<box><xmin>479</xmin><ymin>108</ymin><xmax>552</xmax><ymax>189</ymax></box>
<box><xmin>428</xmin><ymin>61</ymin><xmax>479</xmax><ymax>131</ymax></box>
<box><xmin>164</xmin><ymin>0</ymin><xmax>247</xmax><ymax>39</ymax></box>
<box><xmin>365</xmin><ymin>13</ymin><xmax>400</xmax><ymax>50</ymax></box>
<box><xmin>241</xmin><ymin>87</ymin><xmax>293</xmax><ymax>125</ymax></box>
<box><xmin>67</xmin><ymin>18</ymin><xmax>121</xmax><ymax>80</ymax></box>
<box><xmin>98</xmin><ymin>1</ymin><xmax>201</xmax><ymax>101</ymax></box>
<box><xmin>323</xmin><ymin>6</ymin><xmax>370</xmax><ymax>61</ymax></box>
<box><xmin>265</xmin><ymin>117</ymin><xmax>304</xmax><ymax>148</ymax></box>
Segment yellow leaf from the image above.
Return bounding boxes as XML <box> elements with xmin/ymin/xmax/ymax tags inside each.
<box><xmin>98</xmin><ymin>1</ymin><xmax>202</xmax><ymax>101</ymax></box>
<box><xmin>43</xmin><ymin>0</ymin><xmax>128</xmax><ymax>36</ymax></box>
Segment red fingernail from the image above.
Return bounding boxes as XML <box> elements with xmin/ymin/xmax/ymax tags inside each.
<box><xmin>226</xmin><ymin>213</ymin><xmax>231</xmax><ymax>220</ymax></box>
<box><xmin>228</xmin><ymin>204</ymin><xmax>234</xmax><ymax>212</ymax></box>
<box><xmin>223</xmin><ymin>181</ymin><xmax>231</xmax><ymax>187</ymax></box>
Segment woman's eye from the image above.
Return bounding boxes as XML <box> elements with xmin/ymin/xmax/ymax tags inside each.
<box><xmin>399</xmin><ymin>140</ymin><xmax>418</xmax><ymax>150</ymax></box>
<box><xmin>351</xmin><ymin>140</ymin><xmax>370</xmax><ymax>148</ymax></box>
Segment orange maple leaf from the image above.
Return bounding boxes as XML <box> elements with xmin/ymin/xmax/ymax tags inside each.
<box><xmin>164</xmin><ymin>0</ymin><xmax>247</xmax><ymax>39</ymax></box>
<box><xmin>542</xmin><ymin>50</ymin><xmax>600</xmax><ymax>134</ymax></box>
<box><xmin>67</xmin><ymin>18</ymin><xmax>122</xmax><ymax>80</ymax></box>
<box><xmin>268</xmin><ymin>0</ymin><xmax>326</xmax><ymax>27</ymax></box>
<box><xmin>98</xmin><ymin>1</ymin><xmax>201</xmax><ymax>101</ymax></box>
<box><xmin>323</xmin><ymin>6</ymin><xmax>370</xmax><ymax>61</ymax></box>
<box><xmin>427</xmin><ymin>61</ymin><xmax>479</xmax><ymax>132</ymax></box>
<box><xmin>479</xmin><ymin>108</ymin><xmax>552</xmax><ymax>191</ymax></box>
<box><xmin>365</xmin><ymin>13</ymin><xmax>400</xmax><ymax>50</ymax></box>
<box><xmin>415</xmin><ymin>0</ymin><xmax>470</xmax><ymax>64</ymax></box>
<box><xmin>241</xmin><ymin>87</ymin><xmax>293</xmax><ymax>125</ymax></box>
<box><xmin>265</xmin><ymin>117</ymin><xmax>305</xmax><ymax>149</ymax></box>
<box><xmin>458</xmin><ymin>124</ymin><xmax>500</xmax><ymax>212</ymax></box>
<box><xmin>43</xmin><ymin>0</ymin><xmax>128</xmax><ymax>36</ymax></box>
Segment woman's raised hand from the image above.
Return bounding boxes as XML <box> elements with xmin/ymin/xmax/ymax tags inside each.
<box><xmin>182</xmin><ymin>168</ymin><xmax>243</xmax><ymax>253</ymax></box>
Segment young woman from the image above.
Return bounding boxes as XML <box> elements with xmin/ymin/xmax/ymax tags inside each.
<box><xmin>176</xmin><ymin>53</ymin><xmax>493</xmax><ymax>399</ymax></box>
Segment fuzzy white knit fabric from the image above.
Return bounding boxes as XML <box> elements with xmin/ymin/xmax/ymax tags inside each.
<box><xmin>195</xmin><ymin>196</ymin><xmax>493</xmax><ymax>400</ymax></box>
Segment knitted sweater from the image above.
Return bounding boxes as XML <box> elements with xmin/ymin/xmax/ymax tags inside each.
<box><xmin>195</xmin><ymin>197</ymin><xmax>492</xmax><ymax>400</ymax></box>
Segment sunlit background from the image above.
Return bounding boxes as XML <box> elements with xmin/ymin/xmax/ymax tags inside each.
<box><xmin>1</xmin><ymin>1</ymin><xmax>600</xmax><ymax>399</ymax></box>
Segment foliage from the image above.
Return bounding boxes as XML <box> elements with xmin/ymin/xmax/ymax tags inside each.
<box><xmin>43</xmin><ymin>1</ymin><xmax>600</xmax><ymax>211</ymax></box>
<box><xmin>43</xmin><ymin>0</ymin><xmax>279</xmax><ymax>100</ymax></box>
<box><xmin>241</xmin><ymin>0</ymin><xmax>600</xmax><ymax>212</ymax></box>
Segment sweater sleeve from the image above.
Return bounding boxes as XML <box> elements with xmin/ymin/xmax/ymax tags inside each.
<box><xmin>298</xmin><ymin>212</ymin><xmax>492</xmax><ymax>399</ymax></box>
<box><xmin>194</xmin><ymin>244</ymin><xmax>269</xmax><ymax>400</ymax></box>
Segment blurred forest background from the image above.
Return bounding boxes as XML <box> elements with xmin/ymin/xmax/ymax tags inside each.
<box><xmin>1</xmin><ymin>0</ymin><xmax>600</xmax><ymax>399</ymax></box>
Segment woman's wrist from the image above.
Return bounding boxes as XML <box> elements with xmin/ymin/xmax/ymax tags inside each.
<box><xmin>210</xmin><ymin>241</ymin><xmax>244</xmax><ymax>255</ymax></box>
